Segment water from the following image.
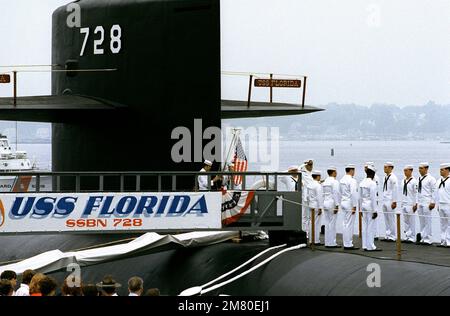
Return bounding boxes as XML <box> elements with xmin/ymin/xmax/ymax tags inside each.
<box><xmin>14</xmin><ymin>143</ymin><xmax>51</xmax><ymax>170</ymax></box>
<box><xmin>277</xmin><ymin>140</ymin><xmax>450</xmax><ymax>180</ymax></box>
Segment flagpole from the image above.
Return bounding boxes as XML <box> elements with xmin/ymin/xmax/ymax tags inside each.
<box><xmin>222</xmin><ymin>128</ymin><xmax>240</xmax><ymax>171</ymax></box>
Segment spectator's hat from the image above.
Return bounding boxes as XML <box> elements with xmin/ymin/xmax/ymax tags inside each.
<box><xmin>96</xmin><ymin>275</ymin><xmax>121</xmax><ymax>289</ymax></box>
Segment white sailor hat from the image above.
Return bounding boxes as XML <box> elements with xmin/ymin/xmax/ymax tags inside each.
<box><xmin>312</xmin><ymin>170</ymin><xmax>321</xmax><ymax>176</ymax></box>
<box><xmin>367</xmin><ymin>165</ymin><xmax>376</xmax><ymax>172</ymax></box>
<box><xmin>384</xmin><ymin>162</ymin><xmax>394</xmax><ymax>167</ymax></box>
<box><xmin>404</xmin><ymin>165</ymin><xmax>414</xmax><ymax>170</ymax></box>
<box><xmin>304</xmin><ymin>159</ymin><xmax>314</xmax><ymax>164</ymax></box>
<box><xmin>288</xmin><ymin>165</ymin><xmax>299</xmax><ymax>172</ymax></box>
<box><xmin>364</xmin><ymin>162</ymin><xmax>375</xmax><ymax>167</ymax></box>
<box><xmin>345</xmin><ymin>164</ymin><xmax>356</xmax><ymax>169</ymax></box>
<box><xmin>419</xmin><ymin>162</ymin><xmax>430</xmax><ymax>168</ymax></box>
<box><xmin>440</xmin><ymin>163</ymin><xmax>450</xmax><ymax>169</ymax></box>
<box><xmin>203</xmin><ymin>160</ymin><xmax>213</xmax><ymax>166</ymax></box>
<box><xmin>327</xmin><ymin>166</ymin><xmax>337</xmax><ymax>171</ymax></box>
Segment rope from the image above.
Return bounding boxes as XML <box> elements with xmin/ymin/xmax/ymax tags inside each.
<box><xmin>221</xmin><ymin>71</ymin><xmax>306</xmax><ymax>79</ymax></box>
<box><xmin>200</xmin><ymin>244</ymin><xmax>306</xmax><ymax>295</ymax></box>
<box><xmin>200</xmin><ymin>244</ymin><xmax>286</xmax><ymax>289</ymax></box>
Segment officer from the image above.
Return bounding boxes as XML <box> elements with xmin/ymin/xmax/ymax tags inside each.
<box><xmin>401</xmin><ymin>165</ymin><xmax>418</xmax><ymax>243</ymax></box>
<box><xmin>382</xmin><ymin>162</ymin><xmax>399</xmax><ymax>242</ymax></box>
<box><xmin>340</xmin><ymin>164</ymin><xmax>359</xmax><ymax>250</ymax></box>
<box><xmin>417</xmin><ymin>162</ymin><xmax>437</xmax><ymax>245</ymax></box>
<box><xmin>322</xmin><ymin>166</ymin><xmax>341</xmax><ymax>248</ymax></box>
<box><xmin>306</xmin><ymin>170</ymin><xmax>323</xmax><ymax>245</ymax></box>
<box><xmin>360</xmin><ymin>165</ymin><xmax>381</xmax><ymax>251</ymax></box>
<box><xmin>437</xmin><ymin>163</ymin><xmax>450</xmax><ymax>248</ymax></box>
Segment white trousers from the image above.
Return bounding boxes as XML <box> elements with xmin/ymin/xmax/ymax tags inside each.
<box><xmin>307</xmin><ymin>207</ymin><xmax>322</xmax><ymax>244</ymax></box>
<box><xmin>342</xmin><ymin>207</ymin><xmax>356</xmax><ymax>248</ymax></box>
<box><xmin>401</xmin><ymin>204</ymin><xmax>416</xmax><ymax>242</ymax></box>
<box><xmin>417</xmin><ymin>204</ymin><xmax>433</xmax><ymax>244</ymax></box>
<box><xmin>324</xmin><ymin>209</ymin><xmax>338</xmax><ymax>247</ymax></box>
<box><xmin>302</xmin><ymin>199</ymin><xmax>309</xmax><ymax>233</ymax></box>
<box><xmin>362</xmin><ymin>208</ymin><xmax>377</xmax><ymax>251</ymax></box>
<box><xmin>438</xmin><ymin>205</ymin><xmax>450</xmax><ymax>246</ymax></box>
<box><xmin>383</xmin><ymin>203</ymin><xmax>396</xmax><ymax>240</ymax></box>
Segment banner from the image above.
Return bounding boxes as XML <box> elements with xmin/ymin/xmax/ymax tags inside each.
<box><xmin>0</xmin><ymin>192</ymin><xmax>222</xmax><ymax>233</ymax></box>
<box><xmin>222</xmin><ymin>190</ymin><xmax>255</xmax><ymax>226</ymax></box>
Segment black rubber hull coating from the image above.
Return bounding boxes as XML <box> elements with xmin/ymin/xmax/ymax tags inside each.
<box><xmin>1</xmin><ymin>236</ymin><xmax>450</xmax><ymax>296</ymax></box>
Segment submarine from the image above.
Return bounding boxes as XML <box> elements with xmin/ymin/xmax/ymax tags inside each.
<box><xmin>1</xmin><ymin>0</ymin><xmax>450</xmax><ymax>296</ymax></box>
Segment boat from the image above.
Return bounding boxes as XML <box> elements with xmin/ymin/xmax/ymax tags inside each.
<box><xmin>0</xmin><ymin>134</ymin><xmax>51</xmax><ymax>192</ymax></box>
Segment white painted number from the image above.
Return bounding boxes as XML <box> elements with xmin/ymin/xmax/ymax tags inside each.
<box><xmin>93</xmin><ymin>26</ymin><xmax>105</xmax><ymax>55</ymax></box>
<box><xmin>79</xmin><ymin>24</ymin><xmax>122</xmax><ymax>56</ymax></box>
<box><xmin>79</xmin><ymin>27</ymin><xmax>90</xmax><ymax>56</ymax></box>
<box><xmin>110</xmin><ymin>25</ymin><xmax>122</xmax><ymax>54</ymax></box>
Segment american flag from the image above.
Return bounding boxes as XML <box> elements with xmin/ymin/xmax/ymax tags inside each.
<box><xmin>232</xmin><ymin>137</ymin><xmax>248</xmax><ymax>185</ymax></box>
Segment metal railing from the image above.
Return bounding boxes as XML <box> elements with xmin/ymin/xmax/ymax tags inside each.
<box><xmin>0</xmin><ymin>171</ymin><xmax>303</xmax><ymax>231</ymax></box>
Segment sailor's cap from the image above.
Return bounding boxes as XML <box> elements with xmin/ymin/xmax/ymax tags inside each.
<box><xmin>440</xmin><ymin>163</ymin><xmax>450</xmax><ymax>169</ymax></box>
<box><xmin>345</xmin><ymin>164</ymin><xmax>356</xmax><ymax>169</ymax></box>
<box><xmin>203</xmin><ymin>160</ymin><xmax>213</xmax><ymax>166</ymax></box>
<box><xmin>288</xmin><ymin>165</ymin><xmax>299</xmax><ymax>172</ymax></box>
<box><xmin>327</xmin><ymin>166</ymin><xmax>337</xmax><ymax>172</ymax></box>
<box><xmin>364</xmin><ymin>162</ymin><xmax>375</xmax><ymax>167</ymax></box>
<box><xmin>367</xmin><ymin>165</ymin><xmax>376</xmax><ymax>172</ymax></box>
<box><xmin>419</xmin><ymin>162</ymin><xmax>430</xmax><ymax>168</ymax></box>
<box><xmin>312</xmin><ymin>170</ymin><xmax>321</xmax><ymax>176</ymax></box>
<box><xmin>304</xmin><ymin>159</ymin><xmax>314</xmax><ymax>164</ymax></box>
<box><xmin>404</xmin><ymin>165</ymin><xmax>414</xmax><ymax>170</ymax></box>
<box><xmin>384</xmin><ymin>162</ymin><xmax>394</xmax><ymax>167</ymax></box>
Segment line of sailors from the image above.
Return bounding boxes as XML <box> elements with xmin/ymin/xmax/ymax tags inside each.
<box><xmin>286</xmin><ymin>160</ymin><xmax>450</xmax><ymax>251</ymax></box>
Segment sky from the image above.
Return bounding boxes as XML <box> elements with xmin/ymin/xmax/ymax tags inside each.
<box><xmin>0</xmin><ymin>0</ymin><xmax>449</xmax><ymax>107</ymax></box>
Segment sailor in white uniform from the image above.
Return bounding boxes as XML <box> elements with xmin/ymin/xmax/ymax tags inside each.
<box><xmin>299</xmin><ymin>159</ymin><xmax>314</xmax><ymax>234</ymax></box>
<box><xmin>360</xmin><ymin>165</ymin><xmax>381</xmax><ymax>251</ymax></box>
<box><xmin>340</xmin><ymin>164</ymin><xmax>359</xmax><ymax>250</ymax></box>
<box><xmin>365</xmin><ymin>162</ymin><xmax>380</xmax><ymax>240</ymax></box>
<box><xmin>322</xmin><ymin>166</ymin><xmax>341</xmax><ymax>248</ymax></box>
<box><xmin>382</xmin><ymin>162</ymin><xmax>399</xmax><ymax>242</ymax></box>
<box><xmin>417</xmin><ymin>162</ymin><xmax>437</xmax><ymax>245</ymax></box>
<box><xmin>306</xmin><ymin>170</ymin><xmax>323</xmax><ymax>245</ymax></box>
<box><xmin>223</xmin><ymin>163</ymin><xmax>242</xmax><ymax>190</ymax></box>
<box><xmin>280</xmin><ymin>166</ymin><xmax>300</xmax><ymax>192</ymax></box>
<box><xmin>436</xmin><ymin>163</ymin><xmax>450</xmax><ymax>248</ymax></box>
<box><xmin>400</xmin><ymin>165</ymin><xmax>418</xmax><ymax>243</ymax></box>
<box><xmin>198</xmin><ymin>160</ymin><xmax>214</xmax><ymax>190</ymax></box>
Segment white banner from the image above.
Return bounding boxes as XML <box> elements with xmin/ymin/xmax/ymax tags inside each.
<box><xmin>0</xmin><ymin>192</ymin><xmax>222</xmax><ymax>233</ymax></box>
